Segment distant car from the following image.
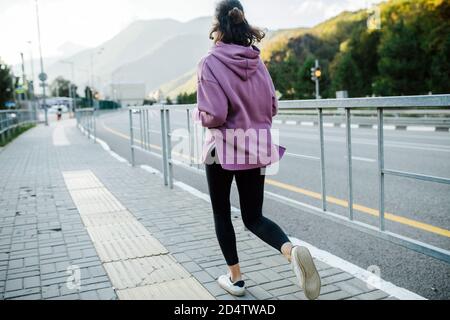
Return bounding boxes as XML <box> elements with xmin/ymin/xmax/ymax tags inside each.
<box><xmin>49</xmin><ymin>104</ymin><xmax>68</xmax><ymax>113</ymax></box>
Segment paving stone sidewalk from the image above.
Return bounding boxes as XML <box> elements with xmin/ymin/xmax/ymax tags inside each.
<box><xmin>0</xmin><ymin>120</ymin><xmax>395</xmax><ymax>300</ymax></box>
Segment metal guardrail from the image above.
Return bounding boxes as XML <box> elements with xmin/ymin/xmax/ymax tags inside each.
<box><xmin>75</xmin><ymin>108</ymin><xmax>96</xmax><ymax>143</ymax></box>
<box><xmin>275</xmin><ymin>114</ymin><xmax>450</xmax><ymax>128</ymax></box>
<box><xmin>0</xmin><ymin>109</ymin><xmax>37</xmax><ymax>145</ymax></box>
<box><xmin>126</xmin><ymin>94</ymin><xmax>450</xmax><ymax>263</ymax></box>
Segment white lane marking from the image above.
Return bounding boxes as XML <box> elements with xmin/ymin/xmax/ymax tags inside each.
<box><xmin>285</xmin><ymin>152</ymin><xmax>320</xmax><ymax>161</ymax></box>
<box><xmin>273</xmin><ymin>119</ymin><xmax>283</xmax><ymax>124</ymax></box>
<box><xmin>52</xmin><ymin>124</ymin><xmax>70</xmax><ymax>146</ymax></box>
<box><xmin>301</xmin><ymin>121</ymin><xmax>314</xmax><ymax>126</ymax></box>
<box><xmin>351</xmin><ymin>156</ymin><xmax>376</xmax><ymax>163</ymax></box>
<box><xmin>407</xmin><ymin>126</ymin><xmax>435</xmax><ymax>132</ymax></box>
<box><xmin>91</xmin><ymin>128</ymin><xmax>425</xmax><ymax>300</ymax></box>
<box><xmin>286</xmin><ymin>152</ymin><xmax>375</xmax><ymax>163</ymax></box>
<box><xmin>324</xmin><ymin>122</ymin><xmax>334</xmax><ymax>128</ymax></box>
<box><xmin>286</xmin><ymin>120</ymin><xmax>297</xmax><ymax>125</ymax></box>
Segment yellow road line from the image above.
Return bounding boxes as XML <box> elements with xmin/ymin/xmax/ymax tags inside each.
<box><xmin>100</xmin><ymin>121</ymin><xmax>450</xmax><ymax>239</ymax></box>
<box><xmin>265</xmin><ymin>179</ymin><xmax>450</xmax><ymax>238</ymax></box>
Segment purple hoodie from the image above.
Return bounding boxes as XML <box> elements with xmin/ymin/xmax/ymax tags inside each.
<box><xmin>192</xmin><ymin>41</ymin><xmax>286</xmax><ymax>171</ymax></box>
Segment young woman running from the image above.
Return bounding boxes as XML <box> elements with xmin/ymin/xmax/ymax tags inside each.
<box><xmin>193</xmin><ymin>0</ymin><xmax>321</xmax><ymax>300</ymax></box>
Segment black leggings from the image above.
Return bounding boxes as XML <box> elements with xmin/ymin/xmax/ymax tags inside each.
<box><xmin>205</xmin><ymin>152</ymin><xmax>290</xmax><ymax>266</ymax></box>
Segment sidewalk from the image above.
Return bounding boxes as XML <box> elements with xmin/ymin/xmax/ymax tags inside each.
<box><xmin>0</xmin><ymin>119</ymin><xmax>396</xmax><ymax>300</ymax></box>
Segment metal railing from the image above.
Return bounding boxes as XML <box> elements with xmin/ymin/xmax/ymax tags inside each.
<box><xmin>127</xmin><ymin>94</ymin><xmax>450</xmax><ymax>263</ymax></box>
<box><xmin>75</xmin><ymin>108</ymin><xmax>96</xmax><ymax>142</ymax></box>
<box><xmin>0</xmin><ymin>109</ymin><xmax>38</xmax><ymax>145</ymax></box>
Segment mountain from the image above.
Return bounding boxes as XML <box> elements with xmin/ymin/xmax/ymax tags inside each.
<box><xmin>45</xmin><ymin>16</ymin><xmax>213</xmax><ymax>96</ymax></box>
<box><xmin>56</xmin><ymin>42</ymin><xmax>87</xmax><ymax>58</ymax></box>
<box><xmin>113</xmin><ymin>33</ymin><xmax>211</xmax><ymax>95</ymax></box>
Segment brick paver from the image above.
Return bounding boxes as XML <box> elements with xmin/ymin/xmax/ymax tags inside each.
<box><xmin>0</xmin><ymin>119</ymin><xmax>395</xmax><ymax>300</ymax></box>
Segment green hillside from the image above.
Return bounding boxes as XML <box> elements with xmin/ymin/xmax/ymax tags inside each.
<box><xmin>264</xmin><ymin>0</ymin><xmax>450</xmax><ymax>99</ymax></box>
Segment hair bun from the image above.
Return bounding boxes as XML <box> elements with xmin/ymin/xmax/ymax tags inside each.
<box><xmin>228</xmin><ymin>7</ymin><xmax>245</xmax><ymax>24</ymax></box>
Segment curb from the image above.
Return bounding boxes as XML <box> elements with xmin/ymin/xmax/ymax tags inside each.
<box><xmin>273</xmin><ymin>119</ymin><xmax>450</xmax><ymax>132</ymax></box>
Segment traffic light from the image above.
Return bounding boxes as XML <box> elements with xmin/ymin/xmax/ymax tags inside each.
<box><xmin>311</xmin><ymin>67</ymin><xmax>322</xmax><ymax>81</ymax></box>
<box><xmin>315</xmin><ymin>67</ymin><xmax>322</xmax><ymax>79</ymax></box>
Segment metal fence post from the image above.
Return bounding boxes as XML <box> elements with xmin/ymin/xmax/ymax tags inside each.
<box><xmin>144</xmin><ymin>110</ymin><xmax>149</xmax><ymax>151</ymax></box>
<box><xmin>345</xmin><ymin>108</ymin><xmax>354</xmax><ymax>220</ymax></box>
<box><xmin>160</xmin><ymin>107</ymin><xmax>169</xmax><ymax>186</ymax></box>
<box><xmin>139</xmin><ymin>110</ymin><xmax>144</xmax><ymax>149</ymax></box>
<box><xmin>377</xmin><ymin>107</ymin><xmax>385</xmax><ymax>231</ymax></box>
<box><xmin>129</xmin><ymin>109</ymin><xmax>136</xmax><ymax>167</ymax></box>
<box><xmin>93</xmin><ymin>109</ymin><xmax>96</xmax><ymax>143</ymax></box>
<box><xmin>187</xmin><ymin>109</ymin><xmax>194</xmax><ymax>166</ymax></box>
<box><xmin>165</xmin><ymin>109</ymin><xmax>174</xmax><ymax>189</ymax></box>
<box><xmin>318</xmin><ymin>108</ymin><xmax>327</xmax><ymax>211</ymax></box>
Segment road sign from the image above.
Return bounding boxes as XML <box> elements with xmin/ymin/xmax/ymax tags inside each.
<box><xmin>38</xmin><ymin>72</ymin><xmax>48</xmax><ymax>82</ymax></box>
<box><xmin>39</xmin><ymin>82</ymin><xmax>48</xmax><ymax>87</ymax></box>
<box><xmin>15</xmin><ymin>87</ymin><xmax>25</xmax><ymax>94</ymax></box>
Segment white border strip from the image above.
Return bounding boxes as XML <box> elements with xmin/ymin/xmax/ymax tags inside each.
<box><xmin>288</xmin><ymin>237</ymin><xmax>425</xmax><ymax>300</ymax></box>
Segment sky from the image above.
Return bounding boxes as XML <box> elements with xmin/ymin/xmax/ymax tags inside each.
<box><xmin>1</xmin><ymin>0</ymin><xmax>380</xmax><ymax>65</ymax></box>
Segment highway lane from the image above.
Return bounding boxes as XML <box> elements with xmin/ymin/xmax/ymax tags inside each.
<box><xmin>94</xmin><ymin>109</ymin><xmax>450</xmax><ymax>299</ymax></box>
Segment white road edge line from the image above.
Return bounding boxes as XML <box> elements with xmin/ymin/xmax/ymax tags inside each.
<box><xmin>79</xmin><ymin>125</ymin><xmax>130</xmax><ymax>165</ymax></box>
<box><xmin>87</xmin><ymin>126</ymin><xmax>426</xmax><ymax>300</ymax></box>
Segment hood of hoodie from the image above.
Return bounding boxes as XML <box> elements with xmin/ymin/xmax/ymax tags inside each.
<box><xmin>209</xmin><ymin>41</ymin><xmax>261</xmax><ymax>81</ymax></box>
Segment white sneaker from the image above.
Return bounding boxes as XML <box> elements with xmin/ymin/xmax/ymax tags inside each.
<box><xmin>291</xmin><ymin>246</ymin><xmax>321</xmax><ymax>300</ymax></box>
<box><xmin>218</xmin><ymin>274</ymin><xmax>246</xmax><ymax>296</ymax></box>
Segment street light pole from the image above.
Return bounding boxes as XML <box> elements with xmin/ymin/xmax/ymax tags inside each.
<box><xmin>27</xmin><ymin>41</ymin><xmax>35</xmax><ymax>91</ymax></box>
<box><xmin>90</xmin><ymin>47</ymin><xmax>104</xmax><ymax>91</ymax></box>
<box><xmin>35</xmin><ymin>0</ymin><xmax>48</xmax><ymax>126</ymax></box>
<box><xmin>61</xmin><ymin>60</ymin><xmax>76</xmax><ymax>115</ymax></box>
<box><xmin>20</xmin><ymin>52</ymin><xmax>27</xmax><ymax>101</ymax></box>
<box><xmin>315</xmin><ymin>59</ymin><xmax>320</xmax><ymax>100</ymax></box>
<box><xmin>310</xmin><ymin>59</ymin><xmax>321</xmax><ymax>100</ymax></box>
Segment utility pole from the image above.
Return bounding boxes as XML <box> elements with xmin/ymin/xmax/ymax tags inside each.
<box><xmin>35</xmin><ymin>0</ymin><xmax>48</xmax><ymax>126</ymax></box>
<box><xmin>61</xmin><ymin>60</ymin><xmax>76</xmax><ymax>115</ymax></box>
<box><xmin>90</xmin><ymin>47</ymin><xmax>104</xmax><ymax>92</ymax></box>
<box><xmin>20</xmin><ymin>52</ymin><xmax>28</xmax><ymax>101</ymax></box>
<box><xmin>27</xmin><ymin>41</ymin><xmax>35</xmax><ymax>93</ymax></box>
<box><xmin>311</xmin><ymin>59</ymin><xmax>322</xmax><ymax>99</ymax></box>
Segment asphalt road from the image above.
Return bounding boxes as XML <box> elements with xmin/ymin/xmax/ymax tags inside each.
<box><xmin>94</xmin><ymin>109</ymin><xmax>450</xmax><ymax>299</ymax></box>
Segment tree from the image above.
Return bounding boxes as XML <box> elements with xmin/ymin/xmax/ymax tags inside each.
<box><xmin>176</xmin><ymin>92</ymin><xmax>197</xmax><ymax>104</ymax></box>
<box><xmin>0</xmin><ymin>61</ymin><xmax>14</xmax><ymax>109</ymax></box>
<box><xmin>374</xmin><ymin>19</ymin><xmax>428</xmax><ymax>96</ymax></box>
<box><xmin>330</xmin><ymin>23</ymin><xmax>380</xmax><ymax>97</ymax></box>
<box><xmin>50</xmin><ymin>76</ymin><xmax>77</xmax><ymax>98</ymax></box>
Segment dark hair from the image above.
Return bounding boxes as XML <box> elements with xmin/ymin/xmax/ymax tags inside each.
<box><xmin>210</xmin><ymin>0</ymin><xmax>265</xmax><ymax>47</ymax></box>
